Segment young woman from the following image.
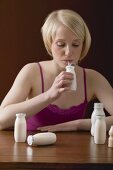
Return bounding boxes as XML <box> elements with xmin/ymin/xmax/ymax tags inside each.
<box><xmin>0</xmin><ymin>9</ymin><xmax>113</xmax><ymax>131</ymax></box>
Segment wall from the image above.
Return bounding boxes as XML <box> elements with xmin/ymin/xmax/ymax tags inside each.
<box><xmin>0</xmin><ymin>0</ymin><xmax>113</xmax><ymax>116</ymax></box>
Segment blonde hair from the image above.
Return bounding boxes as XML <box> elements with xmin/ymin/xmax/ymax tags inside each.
<box><xmin>41</xmin><ymin>9</ymin><xmax>91</xmax><ymax>60</ymax></box>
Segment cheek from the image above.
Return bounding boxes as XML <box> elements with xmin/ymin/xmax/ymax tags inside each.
<box><xmin>51</xmin><ymin>45</ymin><xmax>63</xmax><ymax>57</ymax></box>
<box><xmin>75</xmin><ymin>46</ymin><xmax>83</xmax><ymax>56</ymax></box>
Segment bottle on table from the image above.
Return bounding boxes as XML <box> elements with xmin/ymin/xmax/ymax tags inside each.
<box><xmin>27</xmin><ymin>132</ymin><xmax>57</xmax><ymax>146</ymax></box>
<box><xmin>91</xmin><ymin>103</ymin><xmax>104</xmax><ymax>136</ymax></box>
<box><xmin>94</xmin><ymin>103</ymin><xmax>106</xmax><ymax>144</ymax></box>
<box><xmin>108</xmin><ymin>125</ymin><xmax>113</xmax><ymax>148</ymax></box>
<box><xmin>14</xmin><ymin>113</ymin><xmax>27</xmax><ymax>142</ymax></box>
<box><xmin>66</xmin><ymin>63</ymin><xmax>77</xmax><ymax>91</ymax></box>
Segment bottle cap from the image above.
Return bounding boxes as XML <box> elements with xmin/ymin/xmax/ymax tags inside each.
<box><xmin>16</xmin><ymin>113</ymin><xmax>26</xmax><ymax>117</ymax></box>
<box><xmin>27</xmin><ymin>135</ymin><xmax>35</xmax><ymax>146</ymax></box>
<box><xmin>66</xmin><ymin>65</ymin><xmax>74</xmax><ymax>69</ymax></box>
<box><xmin>94</xmin><ymin>103</ymin><xmax>103</xmax><ymax>109</ymax></box>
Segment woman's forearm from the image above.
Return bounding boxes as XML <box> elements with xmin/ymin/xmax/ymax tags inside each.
<box><xmin>77</xmin><ymin>119</ymin><xmax>91</xmax><ymax>131</ymax></box>
<box><xmin>78</xmin><ymin>116</ymin><xmax>113</xmax><ymax>132</ymax></box>
<box><xmin>105</xmin><ymin>116</ymin><xmax>113</xmax><ymax>131</ymax></box>
<box><xmin>0</xmin><ymin>91</ymin><xmax>53</xmax><ymax>129</ymax></box>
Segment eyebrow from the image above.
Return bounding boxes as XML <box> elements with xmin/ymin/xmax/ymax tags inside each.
<box><xmin>73</xmin><ymin>39</ymin><xmax>81</xmax><ymax>42</ymax></box>
<box><xmin>56</xmin><ymin>38</ymin><xmax>81</xmax><ymax>42</ymax></box>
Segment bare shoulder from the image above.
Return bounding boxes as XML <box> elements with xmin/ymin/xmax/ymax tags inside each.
<box><xmin>19</xmin><ymin>63</ymin><xmax>41</xmax><ymax>81</ymax></box>
<box><xmin>9</xmin><ymin>62</ymin><xmax>41</xmax><ymax>92</ymax></box>
<box><xmin>85</xmin><ymin>68</ymin><xmax>112</xmax><ymax>91</ymax></box>
<box><xmin>21</xmin><ymin>63</ymin><xmax>39</xmax><ymax>75</ymax></box>
<box><xmin>85</xmin><ymin>68</ymin><xmax>106</xmax><ymax>82</ymax></box>
<box><xmin>20</xmin><ymin>61</ymin><xmax>52</xmax><ymax>84</ymax></box>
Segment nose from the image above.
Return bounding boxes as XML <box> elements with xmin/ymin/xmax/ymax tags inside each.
<box><xmin>65</xmin><ymin>45</ymin><xmax>72</xmax><ymax>56</ymax></box>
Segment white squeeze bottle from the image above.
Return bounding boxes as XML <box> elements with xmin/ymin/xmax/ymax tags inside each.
<box><xmin>27</xmin><ymin>132</ymin><xmax>57</xmax><ymax>146</ymax></box>
<box><xmin>91</xmin><ymin>103</ymin><xmax>104</xmax><ymax>136</ymax></box>
<box><xmin>66</xmin><ymin>62</ymin><xmax>77</xmax><ymax>91</ymax></box>
<box><xmin>94</xmin><ymin>104</ymin><xmax>106</xmax><ymax>144</ymax></box>
<box><xmin>14</xmin><ymin>113</ymin><xmax>27</xmax><ymax>142</ymax></box>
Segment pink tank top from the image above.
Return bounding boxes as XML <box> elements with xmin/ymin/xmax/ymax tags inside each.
<box><xmin>27</xmin><ymin>63</ymin><xmax>88</xmax><ymax>131</ymax></box>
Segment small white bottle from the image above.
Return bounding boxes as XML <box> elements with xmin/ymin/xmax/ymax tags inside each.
<box><xmin>14</xmin><ymin>113</ymin><xmax>27</xmax><ymax>142</ymax></box>
<box><xmin>91</xmin><ymin>103</ymin><xmax>104</xmax><ymax>136</ymax></box>
<box><xmin>27</xmin><ymin>132</ymin><xmax>57</xmax><ymax>146</ymax></box>
<box><xmin>66</xmin><ymin>63</ymin><xmax>77</xmax><ymax>91</ymax></box>
<box><xmin>108</xmin><ymin>125</ymin><xmax>113</xmax><ymax>148</ymax></box>
<box><xmin>94</xmin><ymin>105</ymin><xmax>106</xmax><ymax>144</ymax></box>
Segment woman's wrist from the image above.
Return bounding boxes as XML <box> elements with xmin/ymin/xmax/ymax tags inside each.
<box><xmin>44</xmin><ymin>90</ymin><xmax>55</xmax><ymax>104</ymax></box>
<box><xmin>76</xmin><ymin>119</ymin><xmax>91</xmax><ymax>131</ymax></box>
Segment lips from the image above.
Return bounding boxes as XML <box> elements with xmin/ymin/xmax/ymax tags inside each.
<box><xmin>62</xmin><ymin>60</ymin><xmax>73</xmax><ymax>64</ymax></box>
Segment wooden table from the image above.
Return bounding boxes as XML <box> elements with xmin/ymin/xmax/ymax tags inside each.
<box><xmin>0</xmin><ymin>130</ymin><xmax>113</xmax><ymax>170</ymax></box>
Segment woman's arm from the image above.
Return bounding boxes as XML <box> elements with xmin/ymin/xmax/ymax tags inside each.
<box><xmin>0</xmin><ymin>64</ymin><xmax>52</xmax><ymax>129</ymax></box>
<box><xmin>91</xmin><ymin>70</ymin><xmax>113</xmax><ymax>116</ymax></box>
<box><xmin>37</xmin><ymin>116</ymin><xmax>113</xmax><ymax>132</ymax></box>
<box><xmin>37</xmin><ymin>119</ymin><xmax>91</xmax><ymax>132</ymax></box>
<box><xmin>0</xmin><ymin>63</ymin><xmax>73</xmax><ymax>130</ymax></box>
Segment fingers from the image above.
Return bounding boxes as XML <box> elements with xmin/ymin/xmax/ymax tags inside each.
<box><xmin>57</xmin><ymin>80</ymin><xmax>72</xmax><ymax>88</ymax></box>
<box><xmin>37</xmin><ymin>123</ymin><xmax>67</xmax><ymax>132</ymax></box>
<box><xmin>58</xmin><ymin>87</ymin><xmax>70</xmax><ymax>93</ymax></box>
<box><xmin>55</xmin><ymin>71</ymin><xmax>73</xmax><ymax>88</ymax></box>
<box><xmin>48</xmin><ymin>71</ymin><xmax>73</xmax><ymax>100</ymax></box>
<box><xmin>37</xmin><ymin>125</ymin><xmax>56</xmax><ymax>132</ymax></box>
<box><xmin>57</xmin><ymin>71</ymin><xmax>73</xmax><ymax>81</ymax></box>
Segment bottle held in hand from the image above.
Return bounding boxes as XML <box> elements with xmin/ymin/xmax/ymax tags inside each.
<box><xmin>66</xmin><ymin>62</ymin><xmax>77</xmax><ymax>91</ymax></box>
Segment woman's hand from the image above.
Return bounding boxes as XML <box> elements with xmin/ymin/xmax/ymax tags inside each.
<box><xmin>46</xmin><ymin>71</ymin><xmax>73</xmax><ymax>100</ymax></box>
<box><xmin>37</xmin><ymin>120</ymin><xmax>80</xmax><ymax>132</ymax></box>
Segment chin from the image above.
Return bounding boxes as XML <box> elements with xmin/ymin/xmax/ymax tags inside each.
<box><xmin>53</xmin><ymin>61</ymin><xmax>67</xmax><ymax>70</ymax></box>
<box><xmin>61</xmin><ymin>62</ymin><xmax>68</xmax><ymax>67</ymax></box>
<box><xmin>61</xmin><ymin>61</ymin><xmax>68</xmax><ymax>67</ymax></box>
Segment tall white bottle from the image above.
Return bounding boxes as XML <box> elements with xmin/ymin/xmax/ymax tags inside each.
<box><xmin>91</xmin><ymin>103</ymin><xmax>104</xmax><ymax>136</ymax></box>
<box><xmin>94</xmin><ymin>105</ymin><xmax>106</xmax><ymax>144</ymax></box>
<box><xmin>66</xmin><ymin>63</ymin><xmax>77</xmax><ymax>91</ymax></box>
<box><xmin>14</xmin><ymin>113</ymin><xmax>27</xmax><ymax>142</ymax></box>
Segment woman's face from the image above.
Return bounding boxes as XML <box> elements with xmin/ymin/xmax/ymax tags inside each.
<box><xmin>51</xmin><ymin>24</ymin><xmax>83</xmax><ymax>69</ymax></box>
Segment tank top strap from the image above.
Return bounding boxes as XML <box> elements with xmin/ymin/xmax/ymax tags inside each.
<box><xmin>83</xmin><ymin>68</ymin><xmax>87</xmax><ymax>102</ymax></box>
<box><xmin>37</xmin><ymin>63</ymin><xmax>44</xmax><ymax>93</ymax></box>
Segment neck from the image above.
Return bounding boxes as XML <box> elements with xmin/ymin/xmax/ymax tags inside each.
<box><xmin>51</xmin><ymin>60</ymin><xmax>65</xmax><ymax>74</ymax></box>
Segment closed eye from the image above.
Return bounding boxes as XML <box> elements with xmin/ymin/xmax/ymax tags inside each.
<box><xmin>56</xmin><ymin>42</ymin><xmax>65</xmax><ymax>47</ymax></box>
<box><xmin>57</xmin><ymin>44</ymin><xmax>65</xmax><ymax>47</ymax></box>
<box><xmin>72</xmin><ymin>44</ymin><xmax>79</xmax><ymax>47</ymax></box>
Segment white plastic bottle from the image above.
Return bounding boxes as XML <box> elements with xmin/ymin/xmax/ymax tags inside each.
<box><xmin>66</xmin><ymin>63</ymin><xmax>77</xmax><ymax>91</ymax></box>
<box><xmin>91</xmin><ymin>103</ymin><xmax>105</xmax><ymax>136</ymax></box>
<box><xmin>108</xmin><ymin>125</ymin><xmax>113</xmax><ymax>147</ymax></box>
<box><xmin>27</xmin><ymin>132</ymin><xmax>57</xmax><ymax>146</ymax></box>
<box><xmin>14</xmin><ymin>113</ymin><xmax>27</xmax><ymax>142</ymax></box>
<box><xmin>94</xmin><ymin>106</ymin><xmax>106</xmax><ymax>144</ymax></box>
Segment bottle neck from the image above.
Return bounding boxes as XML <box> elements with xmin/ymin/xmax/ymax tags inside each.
<box><xmin>96</xmin><ymin>115</ymin><xmax>105</xmax><ymax>119</ymax></box>
<box><xmin>16</xmin><ymin>113</ymin><xmax>26</xmax><ymax>118</ymax></box>
<box><xmin>94</xmin><ymin>107</ymin><xmax>105</xmax><ymax>116</ymax></box>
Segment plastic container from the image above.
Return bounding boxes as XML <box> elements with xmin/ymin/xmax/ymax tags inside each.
<box><xmin>14</xmin><ymin>113</ymin><xmax>27</xmax><ymax>142</ymax></box>
<box><xmin>27</xmin><ymin>132</ymin><xmax>57</xmax><ymax>146</ymax></box>
<box><xmin>108</xmin><ymin>125</ymin><xmax>113</xmax><ymax>147</ymax></box>
<box><xmin>94</xmin><ymin>105</ymin><xmax>106</xmax><ymax>144</ymax></box>
<box><xmin>66</xmin><ymin>64</ymin><xmax>77</xmax><ymax>91</ymax></box>
<box><xmin>91</xmin><ymin>103</ymin><xmax>105</xmax><ymax>136</ymax></box>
